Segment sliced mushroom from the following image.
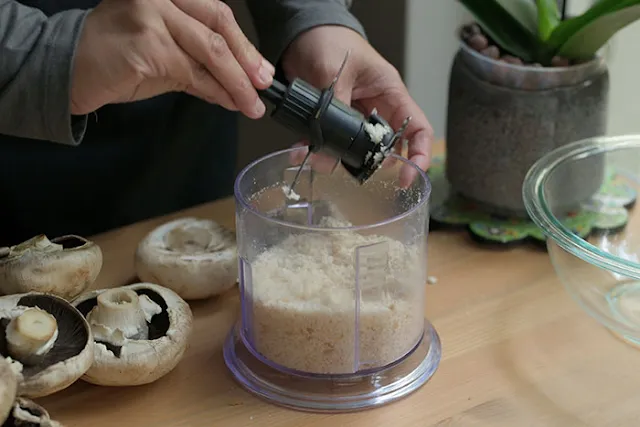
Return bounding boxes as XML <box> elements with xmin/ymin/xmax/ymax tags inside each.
<box><xmin>134</xmin><ymin>217</ymin><xmax>238</xmax><ymax>300</ymax></box>
<box><xmin>72</xmin><ymin>282</ymin><xmax>193</xmax><ymax>386</ymax></box>
<box><xmin>4</xmin><ymin>398</ymin><xmax>64</xmax><ymax>427</ymax></box>
<box><xmin>0</xmin><ymin>357</ymin><xmax>17</xmax><ymax>425</ymax></box>
<box><xmin>0</xmin><ymin>293</ymin><xmax>94</xmax><ymax>398</ymax></box>
<box><xmin>0</xmin><ymin>235</ymin><xmax>102</xmax><ymax>300</ymax></box>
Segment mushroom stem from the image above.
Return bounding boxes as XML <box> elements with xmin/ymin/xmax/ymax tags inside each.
<box><xmin>86</xmin><ymin>289</ymin><xmax>149</xmax><ymax>344</ymax></box>
<box><xmin>6</xmin><ymin>308</ymin><xmax>59</xmax><ymax>365</ymax></box>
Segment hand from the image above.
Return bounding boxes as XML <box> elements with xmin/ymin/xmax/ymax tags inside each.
<box><xmin>281</xmin><ymin>26</ymin><xmax>434</xmax><ymax>187</ymax></box>
<box><xmin>70</xmin><ymin>0</ymin><xmax>274</xmax><ymax>119</ymax></box>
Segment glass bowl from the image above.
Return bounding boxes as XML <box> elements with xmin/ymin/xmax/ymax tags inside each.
<box><xmin>523</xmin><ymin>135</ymin><xmax>640</xmax><ymax>346</ymax></box>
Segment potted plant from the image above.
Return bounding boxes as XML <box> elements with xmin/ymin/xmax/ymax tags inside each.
<box><xmin>445</xmin><ymin>0</ymin><xmax>640</xmax><ymax>217</ymax></box>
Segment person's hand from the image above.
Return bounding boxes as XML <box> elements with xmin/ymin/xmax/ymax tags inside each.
<box><xmin>281</xmin><ymin>25</ymin><xmax>434</xmax><ymax>187</ymax></box>
<box><xmin>70</xmin><ymin>0</ymin><xmax>275</xmax><ymax>119</ymax></box>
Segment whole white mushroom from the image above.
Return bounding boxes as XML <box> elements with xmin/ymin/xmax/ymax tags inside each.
<box><xmin>0</xmin><ymin>356</ymin><xmax>17</xmax><ymax>425</ymax></box>
<box><xmin>72</xmin><ymin>282</ymin><xmax>193</xmax><ymax>386</ymax></box>
<box><xmin>0</xmin><ymin>234</ymin><xmax>102</xmax><ymax>300</ymax></box>
<box><xmin>0</xmin><ymin>292</ymin><xmax>94</xmax><ymax>398</ymax></box>
<box><xmin>134</xmin><ymin>217</ymin><xmax>238</xmax><ymax>300</ymax></box>
<box><xmin>1</xmin><ymin>331</ymin><xmax>67</xmax><ymax>426</ymax></box>
<box><xmin>5</xmin><ymin>398</ymin><xmax>64</xmax><ymax>427</ymax></box>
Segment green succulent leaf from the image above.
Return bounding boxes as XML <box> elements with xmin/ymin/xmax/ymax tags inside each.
<box><xmin>496</xmin><ymin>0</ymin><xmax>539</xmax><ymax>34</ymax></box>
<box><xmin>536</xmin><ymin>0</ymin><xmax>561</xmax><ymax>40</ymax></box>
<box><xmin>457</xmin><ymin>0</ymin><xmax>540</xmax><ymax>62</ymax></box>
<box><xmin>547</xmin><ymin>0</ymin><xmax>640</xmax><ymax>60</ymax></box>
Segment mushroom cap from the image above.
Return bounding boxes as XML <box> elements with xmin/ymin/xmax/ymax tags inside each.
<box><xmin>73</xmin><ymin>282</ymin><xmax>193</xmax><ymax>386</ymax></box>
<box><xmin>134</xmin><ymin>217</ymin><xmax>238</xmax><ymax>300</ymax></box>
<box><xmin>6</xmin><ymin>398</ymin><xmax>64</xmax><ymax>427</ymax></box>
<box><xmin>0</xmin><ymin>293</ymin><xmax>94</xmax><ymax>398</ymax></box>
<box><xmin>0</xmin><ymin>357</ymin><xmax>18</xmax><ymax>424</ymax></box>
<box><xmin>0</xmin><ymin>235</ymin><xmax>103</xmax><ymax>300</ymax></box>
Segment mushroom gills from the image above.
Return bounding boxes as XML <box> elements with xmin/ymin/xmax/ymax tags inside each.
<box><xmin>0</xmin><ymin>295</ymin><xmax>89</xmax><ymax>379</ymax></box>
<box><xmin>4</xmin><ymin>398</ymin><xmax>63</xmax><ymax>427</ymax></box>
<box><xmin>82</xmin><ymin>288</ymin><xmax>166</xmax><ymax>357</ymax></box>
<box><xmin>5</xmin><ymin>308</ymin><xmax>58</xmax><ymax>366</ymax></box>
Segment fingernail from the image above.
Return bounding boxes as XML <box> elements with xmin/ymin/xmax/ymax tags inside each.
<box><xmin>254</xmin><ymin>99</ymin><xmax>266</xmax><ymax>117</ymax></box>
<box><xmin>259</xmin><ymin>60</ymin><xmax>274</xmax><ymax>85</ymax></box>
<box><xmin>259</xmin><ymin>68</ymin><xmax>272</xmax><ymax>85</ymax></box>
<box><xmin>263</xmin><ymin>59</ymin><xmax>276</xmax><ymax>75</ymax></box>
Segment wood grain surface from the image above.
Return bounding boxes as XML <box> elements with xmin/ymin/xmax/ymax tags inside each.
<box><xmin>36</xmin><ymin>143</ymin><xmax>640</xmax><ymax>426</ymax></box>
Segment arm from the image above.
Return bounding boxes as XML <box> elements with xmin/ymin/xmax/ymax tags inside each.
<box><xmin>244</xmin><ymin>0</ymin><xmax>366</xmax><ymax>67</ymax></box>
<box><xmin>0</xmin><ymin>1</ymin><xmax>89</xmax><ymax>144</ymax></box>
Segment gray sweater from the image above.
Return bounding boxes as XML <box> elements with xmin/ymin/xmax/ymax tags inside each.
<box><xmin>0</xmin><ymin>0</ymin><xmax>366</xmax><ymax>245</ymax></box>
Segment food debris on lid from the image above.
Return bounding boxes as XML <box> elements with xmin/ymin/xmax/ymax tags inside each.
<box><xmin>364</xmin><ymin>122</ymin><xmax>392</xmax><ymax>144</ymax></box>
<box><xmin>282</xmin><ymin>185</ymin><xmax>301</xmax><ymax>201</ymax></box>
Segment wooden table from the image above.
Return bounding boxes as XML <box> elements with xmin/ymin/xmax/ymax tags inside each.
<box><xmin>39</xmin><ymin>146</ymin><xmax>640</xmax><ymax>427</ymax></box>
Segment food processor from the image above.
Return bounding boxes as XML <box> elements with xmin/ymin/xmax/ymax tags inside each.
<box><xmin>224</xmin><ymin>142</ymin><xmax>441</xmax><ymax>411</ymax></box>
<box><xmin>223</xmin><ymin>54</ymin><xmax>440</xmax><ymax>411</ymax></box>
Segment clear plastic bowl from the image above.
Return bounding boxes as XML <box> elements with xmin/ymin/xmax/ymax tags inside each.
<box><xmin>523</xmin><ymin>135</ymin><xmax>640</xmax><ymax>346</ymax></box>
<box><xmin>224</xmin><ymin>146</ymin><xmax>441</xmax><ymax>412</ymax></box>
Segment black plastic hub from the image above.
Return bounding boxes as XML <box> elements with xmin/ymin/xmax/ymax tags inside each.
<box><xmin>259</xmin><ymin>78</ymin><xmax>398</xmax><ymax>184</ymax></box>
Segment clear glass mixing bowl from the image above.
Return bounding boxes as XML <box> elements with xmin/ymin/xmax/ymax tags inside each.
<box><xmin>523</xmin><ymin>135</ymin><xmax>640</xmax><ymax>346</ymax></box>
<box><xmin>224</xmin><ymin>146</ymin><xmax>441</xmax><ymax>412</ymax></box>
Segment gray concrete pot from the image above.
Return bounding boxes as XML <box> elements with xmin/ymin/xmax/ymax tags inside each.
<box><xmin>445</xmin><ymin>37</ymin><xmax>610</xmax><ymax>217</ymax></box>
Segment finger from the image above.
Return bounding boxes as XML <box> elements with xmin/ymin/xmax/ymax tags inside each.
<box><xmin>361</xmin><ymin>88</ymin><xmax>433</xmax><ymax>188</ymax></box>
<box><xmin>184</xmin><ymin>64</ymin><xmax>238</xmax><ymax>111</ymax></box>
<box><xmin>366</xmin><ymin>89</ymin><xmax>432</xmax><ymax>168</ymax></box>
<box><xmin>162</xmin><ymin>2</ymin><xmax>265</xmax><ymax>119</ymax></box>
<box><xmin>157</xmin><ymin>34</ymin><xmax>238</xmax><ymax>111</ymax></box>
<box><xmin>397</xmin><ymin>130</ymin><xmax>431</xmax><ymax>189</ymax></box>
<box><xmin>171</xmin><ymin>0</ymin><xmax>274</xmax><ymax>90</ymax></box>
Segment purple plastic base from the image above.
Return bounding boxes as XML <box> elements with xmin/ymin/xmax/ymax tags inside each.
<box><xmin>223</xmin><ymin>319</ymin><xmax>442</xmax><ymax>413</ymax></box>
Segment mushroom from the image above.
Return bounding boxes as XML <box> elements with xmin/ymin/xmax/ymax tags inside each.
<box><xmin>0</xmin><ymin>356</ymin><xmax>18</xmax><ymax>425</ymax></box>
<box><xmin>0</xmin><ymin>234</ymin><xmax>103</xmax><ymax>300</ymax></box>
<box><xmin>134</xmin><ymin>217</ymin><xmax>238</xmax><ymax>300</ymax></box>
<box><xmin>0</xmin><ymin>293</ymin><xmax>94</xmax><ymax>398</ymax></box>
<box><xmin>4</xmin><ymin>398</ymin><xmax>64</xmax><ymax>427</ymax></box>
<box><xmin>72</xmin><ymin>282</ymin><xmax>193</xmax><ymax>386</ymax></box>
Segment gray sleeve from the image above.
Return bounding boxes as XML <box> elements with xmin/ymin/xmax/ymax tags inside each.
<box><xmin>0</xmin><ymin>1</ymin><xmax>89</xmax><ymax>145</ymax></box>
<box><xmin>245</xmin><ymin>0</ymin><xmax>367</xmax><ymax>66</ymax></box>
